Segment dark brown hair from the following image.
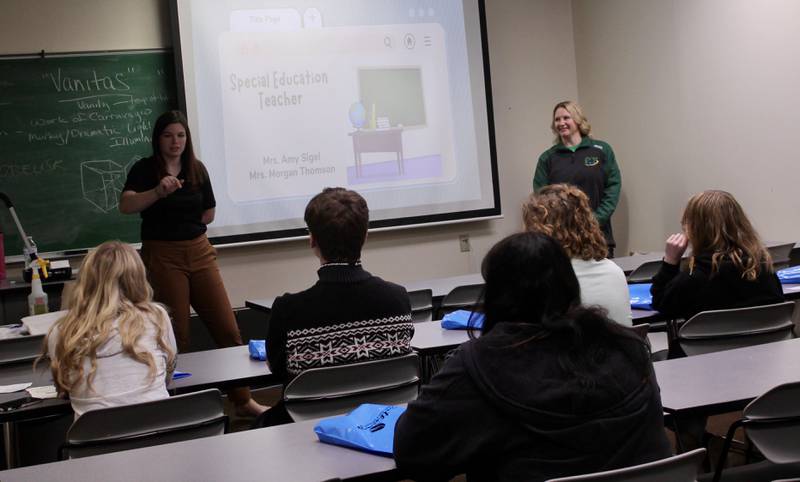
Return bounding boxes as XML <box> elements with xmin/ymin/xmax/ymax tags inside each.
<box><xmin>304</xmin><ymin>188</ymin><xmax>369</xmax><ymax>263</ymax></box>
<box><xmin>150</xmin><ymin>110</ymin><xmax>205</xmax><ymax>189</ymax></box>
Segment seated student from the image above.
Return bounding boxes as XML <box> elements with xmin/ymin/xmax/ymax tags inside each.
<box><xmin>523</xmin><ymin>183</ymin><xmax>632</xmax><ymax>325</ymax></box>
<box><xmin>651</xmin><ymin>190</ymin><xmax>784</xmax><ymax>319</ymax></box>
<box><xmin>44</xmin><ymin>241</ymin><xmax>176</xmax><ymax>418</ymax></box>
<box><xmin>394</xmin><ymin>232</ymin><xmax>671</xmax><ymax>482</ymax></box>
<box><xmin>266</xmin><ymin>187</ymin><xmax>414</xmax><ymax>383</ymax></box>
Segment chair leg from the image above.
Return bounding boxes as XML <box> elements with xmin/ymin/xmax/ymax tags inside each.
<box><xmin>665</xmin><ymin>411</ymin><xmax>685</xmax><ymax>453</ymax></box>
<box><xmin>712</xmin><ymin>420</ymin><xmax>743</xmax><ymax>482</ymax></box>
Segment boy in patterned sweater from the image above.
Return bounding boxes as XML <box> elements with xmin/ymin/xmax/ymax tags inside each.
<box><xmin>266</xmin><ymin>187</ymin><xmax>414</xmax><ymax>387</ymax></box>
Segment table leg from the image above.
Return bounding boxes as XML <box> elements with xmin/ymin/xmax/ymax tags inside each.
<box><xmin>3</xmin><ymin>421</ymin><xmax>17</xmax><ymax>469</ymax></box>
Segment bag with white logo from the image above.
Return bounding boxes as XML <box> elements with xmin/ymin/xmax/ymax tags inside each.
<box><xmin>313</xmin><ymin>404</ymin><xmax>405</xmax><ymax>456</ymax></box>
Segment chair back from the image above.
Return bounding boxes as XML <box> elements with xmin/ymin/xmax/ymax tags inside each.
<box><xmin>0</xmin><ymin>334</ymin><xmax>45</xmax><ymax>366</ymax></box>
<box><xmin>626</xmin><ymin>260</ymin><xmax>663</xmax><ymax>284</ymax></box>
<box><xmin>742</xmin><ymin>381</ymin><xmax>800</xmax><ymax>465</ymax></box>
<box><xmin>283</xmin><ymin>353</ymin><xmax>420</xmax><ymax>422</ymax></box>
<box><xmin>545</xmin><ymin>448</ymin><xmax>706</xmax><ymax>482</ymax></box>
<box><xmin>678</xmin><ymin>301</ymin><xmax>796</xmax><ymax>356</ymax></box>
<box><xmin>408</xmin><ymin>289</ymin><xmax>433</xmax><ymax>323</ymax></box>
<box><xmin>630</xmin><ymin>323</ymin><xmax>649</xmax><ymax>340</ymax></box>
<box><xmin>438</xmin><ymin>283</ymin><xmax>484</xmax><ymax>318</ymax></box>
<box><xmin>61</xmin><ymin>389</ymin><xmax>226</xmax><ymax>459</ymax></box>
<box><xmin>768</xmin><ymin>243</ymin><xmax>795</xmax><ymax>270</ymax></box>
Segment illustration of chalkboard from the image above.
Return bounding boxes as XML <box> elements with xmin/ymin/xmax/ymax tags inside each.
<box><xmin>0</xmin><ymin>50</ymin><xmax>177</xmax><ymax>257</ymax></box>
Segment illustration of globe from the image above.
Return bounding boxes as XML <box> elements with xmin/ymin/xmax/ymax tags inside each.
<box><xmin>349</xmin><ymin>102</ymin><xmax>366</xmax><ymax>129</ymax></box>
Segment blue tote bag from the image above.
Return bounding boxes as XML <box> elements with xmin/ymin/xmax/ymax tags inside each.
<box><xmin>441</xmin><ymin>309</ymin><xmax>485</xmax><ymax>330</ymax></box>
<box><xmin>777</xmin><ymin>266</ymin><xmax>800</xmax><ymax>284</ymax></box>
<box><xmin>628</xmin><ymin>283</ymin><xmax>654</xmax><ymax>310</ymax></box>
<box><xmin>314</xmin><ymin>404</ymin><xmax>406</xmax><ymax>456</ymax></box>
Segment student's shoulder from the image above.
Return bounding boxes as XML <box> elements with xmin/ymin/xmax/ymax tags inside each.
<box><xmin>365</xmin><ymin>276</ymin><xmax>409</xmax><ymax>299</ymax></box>
<box><xmin>369</xmin><ymin>275</ymin><xmax>407</xmax><ymax>292</ymax></box>
<box><xmin>596</xmin><ymin>257</ymin><xmax>627</xmax><ymax>278</ymax></box>
<box><xmin>271</xmin><ymin>288</ymin><xmax>312</xmax><ymax>314</ymax></box>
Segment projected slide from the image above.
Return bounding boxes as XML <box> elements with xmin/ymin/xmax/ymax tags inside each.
<box><xmin>219</xmin><ymin>24</ymin><xmax>455</xmax><ymax>202</ymax></box>
<box><xmin>174</xmin><ymin>0</ymin><xmax>498</xmax><ymax>243</ymax></box>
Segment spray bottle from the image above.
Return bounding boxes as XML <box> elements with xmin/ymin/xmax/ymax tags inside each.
<box><xmin>28</xmin><ymin>269</ymin><xmax>49</xmax><ymax>316</ymax></box>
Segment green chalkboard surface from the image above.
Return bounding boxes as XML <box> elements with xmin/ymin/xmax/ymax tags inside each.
<box><xmin>0</xmin><ymin>51</ymin><xmax>177</xmax><ymax>257</ymax></box>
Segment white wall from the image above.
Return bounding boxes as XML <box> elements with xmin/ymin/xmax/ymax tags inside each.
<box><xmin>1</xmin><ymin>0</ymin><xmax>579</xmax><ymax>306</ymax></box>
<box><xmin>572</xmin><ymin>0</ymin><xmax>800</xmax><ymax>255</ymax></box>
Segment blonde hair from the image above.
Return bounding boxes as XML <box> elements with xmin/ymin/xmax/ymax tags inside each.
<box><xmin>682</xmin><ymin>190</ymin><xmax>772</xmax><ymax>281</ymax></box>
<box><xmin>523</xmin><ymin>184</ymin><xmax>608</xmax><ymax>261</ymax></box>
<box><xmin>551</xmin><ymin>100</ymin><xmax>592</xmax><ymax>144</ymax></box>
<box><xmin>43</xmin><ymin>241</ymin><xmax>175</xmax><ymax>394</ymax></box>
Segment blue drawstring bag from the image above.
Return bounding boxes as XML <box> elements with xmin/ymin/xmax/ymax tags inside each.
<box><xmin>441</xmin><ymin>309</ymin><xmax>485</xmax><ymax>330</ymax></box>
<box><xmin>777</xmin><ymin>266</ymin><xmax>800</xmax><ymax>284</ymax></box>
<box><xmin>629</xmin><ymin>283</ymin><xmax>654</xmax><ymax>310</ymax></box>
<box><xmin>314</xmin><ymin>404</ymin><xmax>406</xmax><ymax>456</ymax></box>
<box><xmin>248</xmin><ymin>339</ymin><xmax>267</xmax><ymax>360</ymax></box>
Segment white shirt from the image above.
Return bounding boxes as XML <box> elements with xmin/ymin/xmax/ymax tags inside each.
<box><xmin>571</xmin><ymin>258</ymin><xmax>633</xmax><ymax>326</ymax></box>
<box><xmin>47</xmin><ymin>305</ymin><xmax>177</xmax><ymax>418</ymax></box>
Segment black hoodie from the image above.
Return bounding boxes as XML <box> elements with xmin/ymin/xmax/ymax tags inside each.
<box><xmin>393</xmin><ymin>322</ymin><xmax>671</xmax><ymax>481</ymax></box>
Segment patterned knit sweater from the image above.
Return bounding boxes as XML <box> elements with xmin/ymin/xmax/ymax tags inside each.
<box><xmin>266</xmin><ymin>264</ymin><xmax>414</xmax><ymax>382</ymax></box>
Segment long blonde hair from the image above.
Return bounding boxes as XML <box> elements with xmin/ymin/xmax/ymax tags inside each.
<box><xmin>523</xmin><ymin>184</ymin><xmax>608</xmax><ymax>261</ymax></box>
<box><xmin>682</xmin><ymin>190</ymin><xmax>772</xmax><ymax>281</ymax></box>
<box><xmin>44</xmin><ymin>241</ymin><xmax>175</xmax><ymax>394</ymax></box>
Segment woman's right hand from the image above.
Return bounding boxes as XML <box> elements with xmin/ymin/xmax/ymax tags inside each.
<box><xmin>664</xmin><ymin>233</ymin><xmax>689</xmax><ymax>265</ymax></box>
<box><xmin>155</xmin><ymin>176</ymin><xmax>183</xmax><ymax>198</ymax></box>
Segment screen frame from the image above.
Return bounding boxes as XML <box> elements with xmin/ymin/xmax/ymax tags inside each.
<box><xmin>169</xmin><ymin>0</ymin><xmax>501</xmax><ymax>247</ymax></box>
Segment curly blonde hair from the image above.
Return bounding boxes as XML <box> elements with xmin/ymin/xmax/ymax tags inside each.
<box><xmin>523</xmin><ymin>184</ymin><xmax>608</xmax><ymax>261</ymax></box>
<box><xmin>551</xmin><ymin>100</ymin><xmax>592</xmax><ymax>144</ymax></box>
<box><xmin>43</xmin><ymin>241</ymin><xmax>175</xmax><ymax>394</ymax></box>
<box><xmin>682</xmin><ymin>190</ymin><xmax>772</xmax><ymax>281</ymax></box>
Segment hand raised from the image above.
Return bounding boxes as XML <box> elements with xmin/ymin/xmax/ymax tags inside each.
<box><xmin>664</xmin><ymin>233</ymin><xmax>689</xmax><ymax>265</ymax></box>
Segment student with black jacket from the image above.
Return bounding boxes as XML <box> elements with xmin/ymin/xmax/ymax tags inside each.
<box><xmin>651</xmin><ymin>190</ymin><xmax>784</xmax><ymax>320</ymax></box>
<box><xmin>394</xmin><ymin>232</ymin><xmax>671</xmax><ymax>482</ymax></box>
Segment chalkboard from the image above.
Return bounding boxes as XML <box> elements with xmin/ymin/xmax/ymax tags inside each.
<box><xmin>0</xmin><ymin>51</ymin><xmax>177</xmax><ymax>258</ymax></box>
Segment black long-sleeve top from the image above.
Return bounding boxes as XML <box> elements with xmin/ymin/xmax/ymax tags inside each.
<box><xmin>650</xmin><ymin>253</ymin><xmax>784</xmax><ymax>320</ymax></box>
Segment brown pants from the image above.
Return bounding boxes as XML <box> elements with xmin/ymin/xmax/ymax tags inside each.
<box><xmin>141</xmin><ymin>234</ymin><xmax>250</xmax><ymax>405</ymax></box>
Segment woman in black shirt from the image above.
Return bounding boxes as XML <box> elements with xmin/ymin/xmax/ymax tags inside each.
<box><xmin>650</xmin><ymin>190</ymin><xmax>784</xmax><ymax>320</ymax></box>
<box><xmin>120</xmin><ymin>110</ymin><xmax>266</xmax><ymax>417</ymax></box>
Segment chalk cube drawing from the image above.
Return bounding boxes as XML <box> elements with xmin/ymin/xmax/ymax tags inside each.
<box><xmin>81</xmin><ymin>160</ymin><xmax>125</xmax><ymax>212</ymax></box>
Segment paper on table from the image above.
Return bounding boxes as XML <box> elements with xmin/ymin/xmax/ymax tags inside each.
<box><xmin>0</xmin><ymin>382</ymin><xmax>33</xmax><ymax>393</ymax></box>
<box><xmin>22</xmin><ymin>310</ymin><xmax>67</xmax><ymax>336</ymax></box>
<box><xmin>27</xmin><ymin>385</ymin><xmax>59</xmax><ymax>399</ymax></box>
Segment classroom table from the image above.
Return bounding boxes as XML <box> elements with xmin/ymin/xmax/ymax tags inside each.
<box><xmin>0</xmin><ymin>346</ymin><xmax>272</xmax><ymax>468</ymax></box>
<box><xmin>0</xmin><ymin>345</ymin><xmax>272</xmax><ymax>423</ymax></box>
<box><xmin>655</xmin><ymin>337</ymin><xmax>800</xmax><ymax>416</ymax></box>
<box><xmin>0</xmin><ymin>416</ymin><xmax>400</xmax><ymax>482</ymax></box>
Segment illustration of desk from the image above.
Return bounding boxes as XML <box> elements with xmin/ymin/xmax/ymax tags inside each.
<box><xmin>348</xmin><ymin>127</ymin><xmax>404</xmax><ymax>177</ymax></box>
